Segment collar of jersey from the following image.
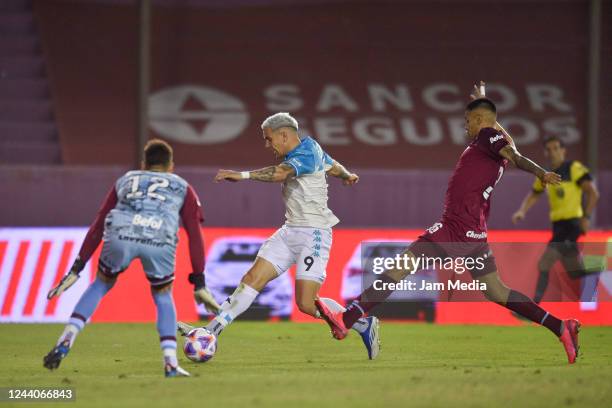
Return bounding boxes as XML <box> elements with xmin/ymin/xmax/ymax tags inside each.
<box><xmin>285</xmin><ymin>136</ymin><xmax>310</xmax><ymax>159</ymax></box>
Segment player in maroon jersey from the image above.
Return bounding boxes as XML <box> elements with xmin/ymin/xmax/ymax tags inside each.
<box><xmin>316</xmin><ymin>82</ymin><xmax>581</xmax><ymax>364</ymax></box>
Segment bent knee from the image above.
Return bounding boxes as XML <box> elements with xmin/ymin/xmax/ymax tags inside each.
<box><xmin>96</xmin><ymin>269</ymin><xmax>117</xmax><ymax>286</ymax></box>
<box><xmin>151</xmin><ymin>281</ymin><xmax>173</xmax><ymax>294</ymax></box>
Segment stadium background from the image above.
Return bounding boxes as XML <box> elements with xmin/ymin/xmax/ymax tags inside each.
<box><xmin>1</xmin><ymin>0</ymin><xmax>611</xmax><ymax>325</ymax></box>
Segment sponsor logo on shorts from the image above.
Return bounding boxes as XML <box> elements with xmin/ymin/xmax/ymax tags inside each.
<box><xmin>132</xmin><ymin>214</ymin><xmax>163</xmax><ymax>230</ymax></box>
<box><xmin>118</xmin><ymin>235</ymin><xmax>166</xmax><ymax>247</ymax></box>
<box><xmin>489</xmin><ymin>134</ymin><xmax>504</xmax><ymax>144</ymax></box>
<box><xmin>466</xmin><ymin>230</ymin><xmax>487</xmax><ymax>239</ymax></box>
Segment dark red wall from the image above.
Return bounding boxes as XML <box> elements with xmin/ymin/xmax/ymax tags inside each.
<box><xmin>34</xmin><ymin>0</ymin><xmax>608</xmax><ymax>170</ymax></box>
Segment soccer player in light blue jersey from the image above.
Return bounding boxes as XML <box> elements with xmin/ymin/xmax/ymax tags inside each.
<box><xmin>44</xmin><ymin>140</ymin><xmax>220</xmax><ymax>377</ymax></box>
<box><xmin>178</xmin><ymin>113</ymin><xmax>381</xmax><ymax>360</ymax></box>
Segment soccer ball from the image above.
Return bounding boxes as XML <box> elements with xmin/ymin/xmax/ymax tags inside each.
<box><xmin>183</xmin><ymin>328</ymin><xmax>217</xmax><ymax>363</ymax></box>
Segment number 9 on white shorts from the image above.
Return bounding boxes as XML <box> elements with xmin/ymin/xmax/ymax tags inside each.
<box><xmin>257</xmin><ymin>225</ymin><xmax>332</xmax><ymax>284</ymax></box>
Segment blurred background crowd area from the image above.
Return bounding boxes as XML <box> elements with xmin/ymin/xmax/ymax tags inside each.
<box><xmin>0</xmin><ymin>0</ymin><xmax>610</xmax><ymax>229</ymax></box>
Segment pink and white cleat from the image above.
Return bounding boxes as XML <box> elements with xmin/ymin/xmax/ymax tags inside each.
<box><xmin>559</xmin><ymin>319</ymin><xmax>581</xmax><ymax>364</ymax></box>
<box><xmin>315</xmin><ymin>299</ymin><xmax>349</xmax><ymax>340</ymax></box>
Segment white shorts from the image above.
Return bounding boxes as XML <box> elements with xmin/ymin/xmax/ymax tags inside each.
<box><xmin>257</xmin><ymin>225</ymin><xmax>332</xmax><ymax>284</ymax></box>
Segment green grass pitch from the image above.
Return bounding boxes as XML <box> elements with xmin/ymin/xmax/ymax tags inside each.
<box><xmin>1</xmin><ymin>322</ymin><xmax>611</xmax><ymax>408</ymax></box>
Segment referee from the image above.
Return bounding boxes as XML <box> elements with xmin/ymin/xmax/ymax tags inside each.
<box><xmin>512</xmin><ymin>135</ymin><xmax>600</xmax><ymax>303</ymax></box>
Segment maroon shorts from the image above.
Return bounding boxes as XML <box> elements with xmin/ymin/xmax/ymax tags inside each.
<box><xmin>407</xmin><ymin>219</ymin><xmax>497</xmax><ymax>278</ymax></box>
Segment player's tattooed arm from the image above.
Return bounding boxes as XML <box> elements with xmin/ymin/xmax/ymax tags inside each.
<box><xmin>472</xmin><ymin>81</ymin><xmax>558</xmax><ymax>184</ymax></box>
<box><xmin>214</xmin><ymin>164</ymin><xmax>295</xmax><ymax>183</ymax></box>
<box><xmin>250</xmin><ymin>164</ymin><xmax>295</xmax><ymax>182</ymax></box>
<box><xmin>326</xmin><ymin>160</ymin><xmax>351</xmax><ymax>179</ymax></box>
<box><xmin>327</xmin><ymin>160</ymin><xmax>359</xmax><ymax>186</ymax></box>
<box><xmin>499</xmin><ymin>145</ymin><xmax>561</xmax><ymax>186</ymax></box>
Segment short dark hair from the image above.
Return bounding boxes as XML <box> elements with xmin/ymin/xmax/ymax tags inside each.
<box><xmin>542</xmin><ymin>135</ymin><xmax>565</xmax><ymax>148</ymax></box>
<box><xmin>466</xmin><ymin>98</ymin><xmax>497</xmax><ymax>113</ymax></box>
<box><xmin>144</xmin><ymin>139</ymin><xmax>173</xmax><ymax>168</ymax></box>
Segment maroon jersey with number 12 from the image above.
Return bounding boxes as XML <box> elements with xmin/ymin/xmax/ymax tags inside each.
<box><xmin>441</xmin><ymin>127</ymin><xmax>509</xmax><ymax>235</ymax></box>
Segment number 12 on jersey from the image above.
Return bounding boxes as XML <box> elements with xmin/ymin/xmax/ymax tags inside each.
<box><xmin>126</xmin><ymin>176</ymin><xmax>169</xmax><ymax>201</ymax></box>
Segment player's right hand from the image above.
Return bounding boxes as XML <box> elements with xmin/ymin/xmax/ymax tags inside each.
<box><xmin>541</xmin><ymin>171</ymin><xmax>562</xmax><ymax>186</ymax></box>
<box><xmin>511</xmin><ymin>210</ymin><xmax>525</xmax><ymax>224</ymax></box>
<box><xmin>470</xmin><ymin>80</ymin><xmax>486</xmax><ymax>100</ymax></box>
<box><xmin>194</xmin><ymin>287</ymin><xmax>221</xmax><ymax>314</ymax></box>
<box><xmin>47</xmin><ymin>271</ymin><xmax>80</xmax><ymax>300</ymax></box>
<box><xmin>214</xmin><ymin>169</ymin><xmax>242</xmax><ymax>183</ymax></box>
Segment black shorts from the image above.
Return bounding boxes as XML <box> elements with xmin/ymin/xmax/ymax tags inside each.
<box><xmin>549</xmin><ymin>218</ymin><xmax>582</xmax><ymax>256</ymax></box>
<box><xmin>550</xmin><ymin>218</ymin><xmax>582</xmax><ymax>243</ymax></box>
<box><xmin>548</xmin><ymin>218</ymin><xmax>582</xmax><ymax>257</ymax></box>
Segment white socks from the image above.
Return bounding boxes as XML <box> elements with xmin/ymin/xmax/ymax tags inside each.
<box><xmin>163</xmin><ymin>348</ymin><xmax>178</xmax><ymax>367</ymax></box>
<box><xmin>319</xmin><ymin>297</ymin><xmax>369</xmax><ymax>334</ymax></box>
<box><xmin>206</xmin><ymin>283</ymin><xmax>259</xmax><ymax>336</ymax></box>
<box><xmin>204</xmin><ymin>288</ymin><xmax>368</xmax><ymax>337</ymax></box>
<box><xmin>351</xmin><ymin>318</ymin><xmax>370</xmax><ymax>333</ymax></box>
<box><xmin>57</xmin><ymin>324</ymin><xmax>80</xmax><ymax>347</ymax></box>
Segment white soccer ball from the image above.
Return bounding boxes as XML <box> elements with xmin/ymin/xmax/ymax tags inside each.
<box><xmin>183</xmin><ymin>328</ymin><xmax>217</xmax><ymax>363</ymax></box>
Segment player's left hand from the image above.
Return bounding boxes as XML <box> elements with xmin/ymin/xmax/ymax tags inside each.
<box><xmin>342</xmin><ymin>173</ymin><xmax>359</xmax><ymax>186</ymax></box>
<box><xmin>580</xmin><ymin>216</ymin><xmax>590</xmax><ymax>234</ymax></box>
<box><xmin>540</xmin><ymin>171</ymin><xmax>561</xmax><ymax>186</ymax></box>
<box><xmin>47</xmin><ymin>271</ymin><xmax>80</xmax><ymax>300</ymax></box>
<box><xmin>470</xmin><ymin>80</ymin><xmax>486</xmax><ymax>100</ymax></box>
<box><xmin>194</xmin><ymin>287</ymin><xmax>221</xmax><ymax>314</ymax></box>
<box><xmin>214</xmin><ymin>169</ymin><xmax>242</xmax><ymax>183</ymax></box>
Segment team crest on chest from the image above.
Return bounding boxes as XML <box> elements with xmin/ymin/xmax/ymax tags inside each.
<box><xmin>555</xmin><ymin>187</ymin><xmax>565</xmax><ymax>199</ymax></box>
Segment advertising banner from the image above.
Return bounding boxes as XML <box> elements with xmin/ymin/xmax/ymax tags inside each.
<box><xmin>1</xmin><ymin>227</ymin><xmax>611</xmax><ymax>325</ymax></box>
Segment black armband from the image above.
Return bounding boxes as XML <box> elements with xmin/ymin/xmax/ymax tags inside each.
<box><xmin>188</xmin><ymin>272</ymin><xmax>206</xmax><ymax>289</ymax></box>
<box><xmin>71</xmin><ymin>257</ymin><xmax>86</xmax><ymax>275</ymax></box>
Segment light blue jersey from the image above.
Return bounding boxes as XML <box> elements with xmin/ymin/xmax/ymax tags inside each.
<box><xmin>105</xmin><ymin>170</ymin><xmax>189</xmax><ymax>247</ymax></box>
<box><xmin>281</xmin><ymin>137</ymin><xmax>339</xmax><ymax>228</ymax></box>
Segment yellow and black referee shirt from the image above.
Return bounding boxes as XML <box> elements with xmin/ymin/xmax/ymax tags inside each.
<box><xmin>532</xmin><ymin>160</ymin><xmax>591</xmax><ymax>222</ymax></box>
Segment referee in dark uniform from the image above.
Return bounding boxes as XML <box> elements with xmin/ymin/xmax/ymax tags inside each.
<box><xmin>512</xmin><ymin>136</ymin><xmax>600</xmax><ymax>303</ymax></box>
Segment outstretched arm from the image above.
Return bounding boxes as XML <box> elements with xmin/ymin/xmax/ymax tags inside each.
<box><xmin>326</xmin><ymin>160</ymin><xmax>359</xmax><ymax>186</ymax></box>
<box><xmin>471</xmin><ymin>81</ymin><xmax>559</xmax><ymax>185</ymax></box>
<box><xmin>499</xmin><ymin>144</ymin><xmax>561</xmax><ymax>186</ymax></box>
<box><xmin>214</xmin><ymin>164</ymin><xmax>296</xmax><ymax>183</ymax></box>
